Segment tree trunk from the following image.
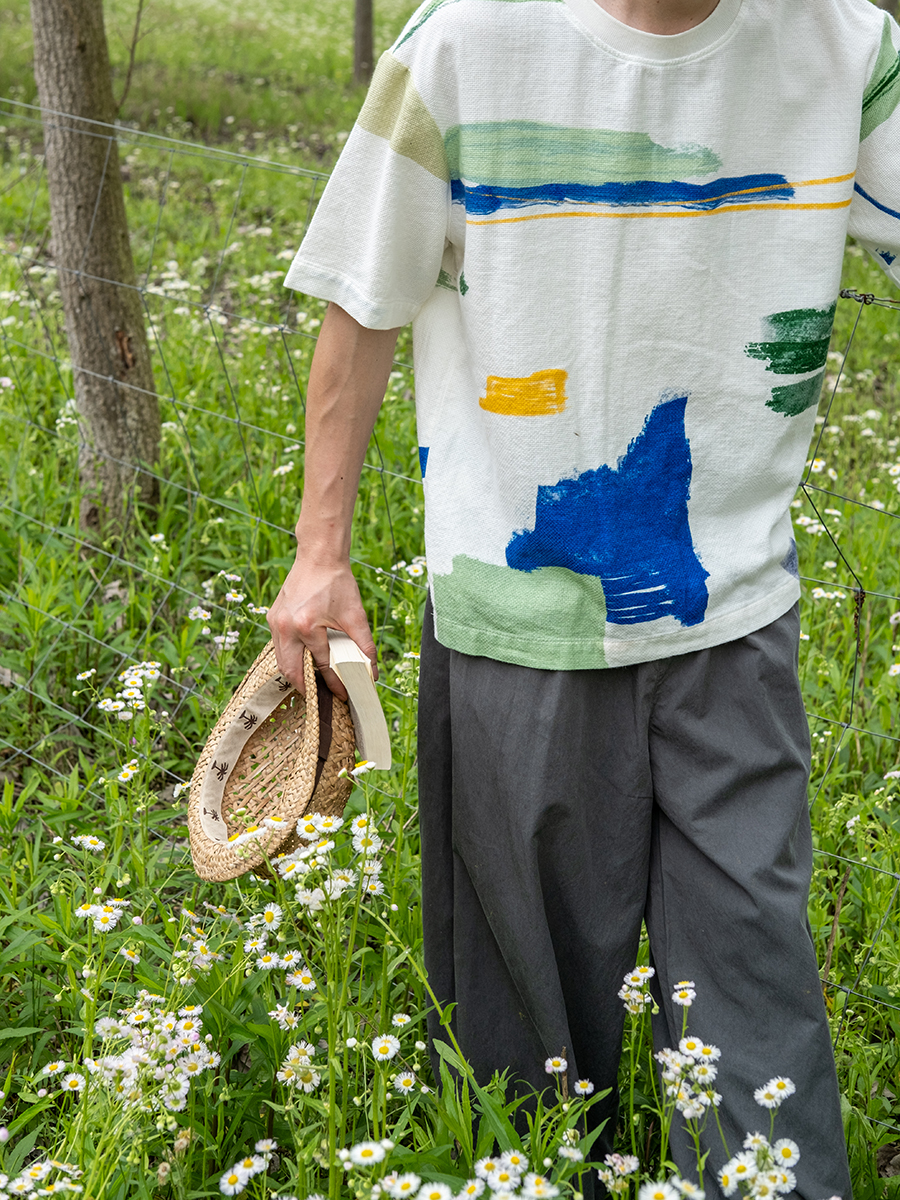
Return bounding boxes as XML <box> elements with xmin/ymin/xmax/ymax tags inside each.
<box><xmin>354</xmin><ymin>0</ymin><xmax>374</xmax><ymax>86</ymax></box>
<box><xmin>31</xmin><ymin>0</ymin><xmax>160</xmax><ymax>534</ymax></box>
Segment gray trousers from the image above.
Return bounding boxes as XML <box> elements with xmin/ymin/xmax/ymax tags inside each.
<box><xmin>417</xmin><ymin>600</ymin><xmax>851</xmax><ymax>1199</ymax></box>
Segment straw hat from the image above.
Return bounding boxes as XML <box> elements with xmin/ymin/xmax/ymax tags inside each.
<box><xmin>188</xmin><ymin>642</ymin><xmax>356</xmax><ymax>881</ymax></box>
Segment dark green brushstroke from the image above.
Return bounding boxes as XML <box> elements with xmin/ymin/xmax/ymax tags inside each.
<box><xmin>767</xmin><ymin>372</ymin><xmax>825</xmax><ymax>418</ymax></box>
<box><xmin>744</xmin><ymin>302</ymin><xmax>836</xmax><ymax>375</ymax></box>
<box><xmin>436</xmin><ymin>268</ymin><xmax>456</xmax><ymax>291</ymax></box>
<box><xmin>764</xmin><ymin>303</ymin><xmax>836</xmax><ymax>344</ymax></box>
<box><xmin>459</xmin><ymin>272</ymin><xmax>469</xmax><ymax>295</ymax></box>
<box><xmin>745</xmin><ymin>337</ymin><xmax>831</xmax><ymax>375</ymax></box>
<box><xmin>862</xmin><ymin>17</ymin><xmax>900</xmax><ymax>141</ymax></box>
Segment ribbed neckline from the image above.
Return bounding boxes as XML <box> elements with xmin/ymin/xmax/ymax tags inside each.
<box><xmin>562</xmin><ymin>0</ymin><xmax>743</xmax><ymax>61</ymax></box>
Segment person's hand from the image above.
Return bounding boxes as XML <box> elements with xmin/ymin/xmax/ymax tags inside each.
<box><xmin>266</xmin><ymin>552</ymin><xmax>377</xmax><ymax>700</ymax></box>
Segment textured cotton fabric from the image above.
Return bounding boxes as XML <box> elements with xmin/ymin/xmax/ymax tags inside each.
<box><xmin>417</xmin><ymin>599</ymin><xmax>851</xmax><ymax>1200</ymax></box>
<box><xmin>285</xmin><ymin>0</ymin><xmax>900</xmax><ymax>671</ymax></box>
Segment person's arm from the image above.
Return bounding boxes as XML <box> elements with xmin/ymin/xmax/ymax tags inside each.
<box><xmin>267</xmin><ymin>301</ymin><xmax>401</xmax><ymax>699</ymax></box>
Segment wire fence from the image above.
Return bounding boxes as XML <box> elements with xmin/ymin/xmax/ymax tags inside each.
<box><xmin>2</xmin><ymin>98</ymin><xmax>900</xmax><ymax>1133</ymax></box>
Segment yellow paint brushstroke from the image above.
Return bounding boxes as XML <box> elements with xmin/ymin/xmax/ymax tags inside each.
<box><xmin>792</xmin><ymin>171</ymin><xmax>856</xmax><ymax>187</ymax></box>
<box><xmin>467</xmin><ymin>199</ymin><xmax>853</xmax><ymax>227</ymax></box>
<box><xmin>480</xmin><ymin>369</ymin><xmax>568</xmax><ymax>416</ymax></box>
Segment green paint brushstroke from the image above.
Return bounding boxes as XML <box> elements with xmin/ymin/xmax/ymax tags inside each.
<box><xmin>395</xmin><ymin>0</ymin><xmax>562</xmax><ymax>48</ymax></box>
<box><xmin>767</xmin><ymin>372</ymin><xmax>825</xmax><ymax>418</ymax></box>
<box><xmin>745</xmin><ymin>338</ymin><xmax>831</xmax><ymax>375</ymax></box>
<box><xmin>862</xmin><ymin>17</ymin><xmax>900</xmax><ymax>141</ymax></box>
<box><xmin>436</xmin><ymin>268</ymin><xmax>457</xmax><ymax>291</ymax></box>
<box><xmin>356</xmin><ymin>52</ymin><xmax>448</xmax><ymax>181</ymax></box>
<box><xmin>444</xmin><ymin>122</ymin><xmax>722</xmax><ymax>187</ymax></box>
<box><xmin>745</xmin><ymin>302</ymin><xmax>836</xmax><ymax>376</ymax></box>
<box><xmin>432</xmin><ymin>554</ymin><xmax>608</xmax><ymax>668</ymax></box>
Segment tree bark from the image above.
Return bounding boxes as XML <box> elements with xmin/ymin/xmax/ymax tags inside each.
<box><xmin>354</xmin><ymin>0</ymin><xmax>374</xmax><ymax>86</ymax></box>
<box><xmin>30</xmin><ymin>0</ymin><xmax>160</xmax><ymax>534</ymax></box>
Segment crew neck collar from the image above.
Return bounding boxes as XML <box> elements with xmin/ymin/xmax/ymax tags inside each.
<box><xmin>563</xmin><ymin>0</ymin><xmax>743</xmax><ymax>61</ymax></box>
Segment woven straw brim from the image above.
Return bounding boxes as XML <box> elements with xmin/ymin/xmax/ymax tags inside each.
<box><xmin>188</xmin><ymin>642</ymin><xmax>355</xmax><ymax>881</ymax></box>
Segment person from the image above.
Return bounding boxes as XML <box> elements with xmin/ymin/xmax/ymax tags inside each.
<box><xmin>269</xmin><ymin>0</ymin><xmax>900</xmax><ymax>1193</ymax></box>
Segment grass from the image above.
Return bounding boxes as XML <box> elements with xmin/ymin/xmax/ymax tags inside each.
<box><xmin>1</xmin><ymin>1</ymin><xmax>900</xmax><ymax>1196</ymax></box>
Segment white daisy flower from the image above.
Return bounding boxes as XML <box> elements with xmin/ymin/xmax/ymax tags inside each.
<box><xmin>119</xmin><ymin>947</ymin><xmax>140</xmax><ymax>964</ymax></box>
<box><xmin>672</xmin><ymin>986</ymin><xmax>696</xmax><ymax>1007</ymax></box>
<box><xmin>458</xmin><ymin>1183</ymin><xmax>485</xmax><ymax>1199</ymax></box>
<box><xmin>573</xmin><ymin>1078</ymin><xmax>594</xmax><ymax>1096</ymax></box>
<box><xmin>544</xmin><ymin>1055</ymin><xmax>567</xmax><ymax>1074</ymax></box>
<box><xmin>61</xmin><ymin>1073</ymin><xmax>85</xmax><ymax>1092</ymax></box>
<box><xmin>672</xmin><ymin>1180</ymin><xmax>704</xmax><ymax>1197</ymax></box>
<box><xmin>753</xmin><ymin>1084</ymin><xmax>782</xmax><ymax>1109</ymax></box>
<box><xmin>771</xmin><ymin>1138</ymin><xmax>799</xmax><ymax>1167</ymax></box>
<box><xmin>730</xmin><ymin>1151</ymin><xmax>758</xmax><ymax>1182</ymax></box>
<box><xmin>500</xmin><ymin>1151</ymin><xmax>528</xmax><ymax>1173</ymax></box>
<box><xmin>417</xmin><ymin>1186</ymin><xmax>452</xmax><ymax>1200</ymax></box>
<box><xmin>393</xmin><ymin>1072</ymin><xmax>416</xmax><ymax>1093</ymax></box>
<box><xmin>521</xmin><ymin>1174</ymin><xmax>559</xmax><ymax>1198</ymax></box>
<box><xmin>557</xmin><ymin>1147</ymin><xmax>583</xmax><ymax>1162</ymax></box>
<box><xmin>287</xmin><ymin>969</ymin><xmax>316</xmax><ymax>991</ymax></box>
<box><xmin>474</xmin><ymin>1159</ymin><xmax>500</xmax><ymax>1180</ymax></box>
<box><xmin>219</xmin><ymin>1167</ymin><xmax>248</xmax><ymax>1194</ymax></box>
<box><xmin>637</xmin><ymin>1184</ymin><xmax>679</xmax><ymax>1200</ymax></box>
<box><xmin>487</xmin><ymin>1167</ymin><xmax>520</xmax><ymax>1190</ymax></box>
<box><xmin>262</xmin><ymin>816</ymin><xmax>289</xmax><ymax>831</ymax></box>
<box><xmin>234</xmin><ymin>1155</ymin><xmax>267</xmax><ymax>1177</ymax></box>
<box><xmin>76</xmin><ymin>669</ymin><xmax>96</xmax><ymax>681</ymax></box>
<box><xmin>348</xmin><ymin>1141</ymin><xmax>385</xmax><ymax>1167</ymax></box>
<box><xmin>743</xmin><ymin>1132</ymin><xmax>770</xmax><ymax>1151</ymax></box>
<box><xmin>388</xmin><ymin>1174</ymin><xmax>422</xmax><ymax>1198</ymax></box>
<box><xmin>371</xmin><ymin>1034</ymin><xmax>401</xmax><ymax>1061</ymax></box>
<box><xmin>352</xmin><ymin>831</ymin><xmax>383</xmax><ymax>855</ymax></box>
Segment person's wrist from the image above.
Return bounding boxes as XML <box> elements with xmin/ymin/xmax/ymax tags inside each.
<box><xmin>292</xmin><ymin>526</ymin><xmax>351</xmax><ymax>568</ymax></box>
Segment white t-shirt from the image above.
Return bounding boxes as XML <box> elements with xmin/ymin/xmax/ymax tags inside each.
<box><xmin>285</xmin><ymin>0</ymin><xmax>900</xmax><ymax>670</ymax></box>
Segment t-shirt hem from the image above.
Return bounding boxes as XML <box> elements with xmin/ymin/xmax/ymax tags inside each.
<box><xmin>283</xmin><ymin>259</ymin><xmax>419</xmax><ymax>329</ymax></box>
<box><xmin>433</xmin><ymin>577</ymin><xmax>801</xmax><ymax>671</ymax></box>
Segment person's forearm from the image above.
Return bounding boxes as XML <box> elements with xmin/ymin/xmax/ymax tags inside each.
<box><xmin>267</xmin><ymin>302</ymin><xmax>400</xmax><ymax>694</ymax></box>
<box><xmin>296</xmin><ymin>302</ymin><xmax>400</xmax><ymax>559</ymax></box>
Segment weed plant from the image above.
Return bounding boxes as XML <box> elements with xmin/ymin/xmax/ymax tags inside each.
<box><xmin>1</xmin><ymin>4</ymin><xmax>900</xmax><ymax>1196</ymax></box>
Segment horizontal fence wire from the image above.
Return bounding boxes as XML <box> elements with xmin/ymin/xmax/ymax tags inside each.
<box><xmin>2</xmin><ymin>99</ymin><xmax>900</xmax><ymax>1128</ymax></box>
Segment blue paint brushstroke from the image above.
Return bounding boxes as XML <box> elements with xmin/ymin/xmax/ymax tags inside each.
<box><xmin>419</xmin><ymin>446</ymin><xmax>429</xmax><ymax>478</ymax></box>
<box><xmin>781</xmin><ymin>539</ymin><xmax>800</xmax><ymax>580</ymax></box>
<box><xmin>854</xmin><ymin>181</ymin><xmax>900</xmax><ymax>221</ymax></box>
<box><xmin>506</xmin><ymin>392</ymin><xmax>709</xmax><ymax>627</ymax></box>
<box><xmin>450</xmin><ymin>174</ymin><xmax>793</xmax><ymax>216</ymax></box>
<box><xmin>879</xmin><ymin>248</ymin><xmax>897</xmax><ymax>265</ymax></box>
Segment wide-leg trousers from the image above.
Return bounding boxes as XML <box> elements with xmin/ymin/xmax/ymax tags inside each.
<box><xmin>417</xmin><ymin>599</ymin><xmax>851</xmax><ymax>1199</ymax></box>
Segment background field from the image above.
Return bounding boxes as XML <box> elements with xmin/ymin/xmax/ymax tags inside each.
<box><xmin>1</xmin><ymin>1</ymin><xmax>900</xmax><ymax>1197</ymax></box>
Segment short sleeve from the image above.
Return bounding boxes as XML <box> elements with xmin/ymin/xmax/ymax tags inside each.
<box><xmin>848</xmin><ymin>12</ymin><xmax>900</xmax><ymax>289</ymax></box>
<box><xmin>283</xmin><ymin>49</ymin><xmax>451</xmax><ymax>329</ymax></box>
